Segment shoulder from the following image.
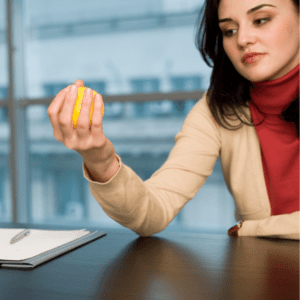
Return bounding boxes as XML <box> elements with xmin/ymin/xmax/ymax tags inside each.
<box><xmin>199</xmin><ymin>89</ymin><xmax>252</xmax><ymax>129</ymax></box>
<box><xmin>184</xmin><ymin>91</ymin><xmax>213</xmax><ymax>118</ymax></box>
<box><xmin>188</xmin><ymin>90</ymin><xmax>214</xmax><ymax>119</ymax></box>
<box><xmin>179</xmin><ymin>91</ymin><xmax>221</xmax><ymax>138</ymax></box>
<box><xmin>184</xmin><ymin>89</ymin><xmax>252</xmax><ymax>131</ymax></box>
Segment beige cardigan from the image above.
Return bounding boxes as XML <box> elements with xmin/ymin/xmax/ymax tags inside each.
<box><xmin>83</xmin><ymin>92</ymin><xmax>299</xmax><ymax>240</ymax></box>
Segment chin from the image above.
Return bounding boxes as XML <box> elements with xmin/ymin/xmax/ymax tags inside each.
<box><xmin>248</xmin><ymin>75</ymin><xmax>271</xmax><ymax>83</ymax></box>
<box><xmin>238</xmin><ymin>66</ymin><xmax>276</xmax><ymax>83</ymax></box>
<box><xmin>239</xmin><ymin>72</ymin><xmax>267</xmax><ymax>83</ymax></box>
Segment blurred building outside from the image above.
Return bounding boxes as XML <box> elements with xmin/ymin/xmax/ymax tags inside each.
<box><xmin>0</xmin><ymin>0</ymin><xmax>236</xmax><ymax>233</ymax></box>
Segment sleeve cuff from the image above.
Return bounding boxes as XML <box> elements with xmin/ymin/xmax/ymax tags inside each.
<box><xmin>238</xmin><ymin>220</ymin><xmax>259</xmax><ymax>237</ymax></box>
<box><xmin>82</xmin><ymin>154</ymin><xmax>122</xmax><ymax>185</ymax></box>
<box><xmin>238</xmin><ymin>213</ymin><xmax>300</xmax><ymax>240</ymax></box>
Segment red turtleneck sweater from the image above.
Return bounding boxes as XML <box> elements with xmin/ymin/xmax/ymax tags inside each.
<box><xmin>249</xmin><ymin>64</ymin><xmax>299</xmax><ymax>215</ymax></box>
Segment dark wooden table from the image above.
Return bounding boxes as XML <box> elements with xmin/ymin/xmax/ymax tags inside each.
<box><xmin>0</xmin><ymin>223</ymin><xmax>299</xmax><ymax>300</ymax></box>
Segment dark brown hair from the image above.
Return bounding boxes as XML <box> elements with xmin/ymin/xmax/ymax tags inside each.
<box><xmin>195</xmin><ymin>0</ymin><xmax>299</xmax><ymax>135</ymax></box>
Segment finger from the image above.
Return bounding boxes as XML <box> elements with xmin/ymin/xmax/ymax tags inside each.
<box><xmin>76</xmin><ymin>87</ymin><xmax>94</xmax><ymax>135</ymax></box>
<box><xmin>47</xmin><ymin>85</ymin><xmax>71</xmax><ymax>140</ymax></box>
<box><xmin>58</xmin><ymin>84</ymin><xmax>78</xmax><ymax>138</ymax></box>
<box><xmin>47</xmin><ymin>85</ymin><xmax>71</xmax><ymax>116</ymax></box>
<box><xmin>74</xmin><ymin>79</ymin><xmax>85</xmax><ymax>88</ymax></box>
<box><xmin>91</xmin><ymin>93</ymin><xmax>105</xmax><ymax>139</ymax></box>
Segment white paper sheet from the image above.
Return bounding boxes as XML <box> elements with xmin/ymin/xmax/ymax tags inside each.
<box><xmin>0</xmin><ymin>229</ymin><xmax>90</xmax><ymax>261</ymax></box>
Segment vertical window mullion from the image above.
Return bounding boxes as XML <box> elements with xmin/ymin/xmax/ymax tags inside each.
<box><xmin>7</xmin><ymin>0</ymin><xmax>31</xmax><ymax>223</ymax></box>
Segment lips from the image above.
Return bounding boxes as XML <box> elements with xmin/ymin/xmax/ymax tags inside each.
<box><xmin>242</xmin><ymin>52</ymin><xmax>264</xmax><ymax>62</ymax></box>
<box><xmin>242</xmin><ymin>53</ymin><xmax>265</xmax><ymax>64</ymax></box>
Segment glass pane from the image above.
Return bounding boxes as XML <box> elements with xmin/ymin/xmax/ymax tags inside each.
<box><xmin>0</xmin><ymin>107</ymin><xmax>12</xmax><ymax>222</ymax></box>
<box><xmin>27</xmin><ymin>101</ymin><xmax>235</xmax><ymax>232</ymax></box>
<box><xmin>24</xmin><ymin>0</ymin><xmax>236</xmax><ymax>232</ymax></box>
<box><xmin>23</xmin><ymin>0</ymin><xmax>210</xmax><ymax>99</ymax></box>
<box><xmin>0</xmin><ymin>0</ymin><xmax>8</xmax><ymax>99</ymax></box>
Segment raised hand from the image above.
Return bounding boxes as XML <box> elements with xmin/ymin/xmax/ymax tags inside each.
<box><xmin>47</xmin><ymin>79</ymin><xmax>119</xmax><ymax>183</ymax></box>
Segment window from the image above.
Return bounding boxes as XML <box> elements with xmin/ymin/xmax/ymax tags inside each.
<box><xmin>2</xmin><ymin>0</ymin><xmax>236</xmax><ymax>234</ymax></box>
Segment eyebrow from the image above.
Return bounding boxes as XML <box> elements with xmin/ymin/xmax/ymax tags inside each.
<box><xmin>218</xmin><ymin>4</ymin><xmax>276</xmax><ymax>24</ymax></box>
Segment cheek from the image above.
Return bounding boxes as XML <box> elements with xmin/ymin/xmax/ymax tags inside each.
<box><xmin>269</xmin><ymin>19</ymin><xmax>298</xmax><ymax>49</ymax></box>
<box><xmin>223</xmin><ymin>42</ymin><xmax>231</xmax><ymax>58</ymax></box>
<box><xmin>286</xmin><ymin>20</ymin><xmax>300</xmax><ymax>48</ymax></box>
<box><xmin>223</xmin><ymin>41</ymin><xmax>238</xmax><ymax>63</ymax></box>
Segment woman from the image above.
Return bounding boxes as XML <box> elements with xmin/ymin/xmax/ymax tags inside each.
<box><xmin>47</xmin><ymin>0</ymin><xmax>299</xmax><ymax>239</ymax></box>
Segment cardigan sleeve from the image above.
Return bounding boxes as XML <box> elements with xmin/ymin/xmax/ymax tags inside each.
<box><xmin>238</xmin><ymin>211</ymin><xmax>299</xmax><ymax>240</ymax></box>
<box><xmin>82</xmin><ymin>94</ymin><xmax>221</xmax><ymax>236</ymax></box>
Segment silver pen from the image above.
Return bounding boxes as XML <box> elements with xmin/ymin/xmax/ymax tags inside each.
<box><xmin>10</xmin><ymin>229</ymin><xmax>31</xmax><ymax>244</ymax></box>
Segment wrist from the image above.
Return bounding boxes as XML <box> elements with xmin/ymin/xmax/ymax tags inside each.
<box><xmin>84</xmin><ymin>154</ymin><xmax>120</xmax><ymax>183</ymax></box>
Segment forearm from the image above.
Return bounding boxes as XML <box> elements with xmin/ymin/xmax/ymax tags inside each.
<box><xmin>84</xmin><ymin>160</ymin><xmax>176</xmax><ymax>236</ymax></box>
<box><xmin>238</xmin><ymin>211</ymin><xmax>299</xmax><ymax>240</ymax></box>
<box><xmin>83</xmin><ymin>153</ymin><xmax>211</xmax><ymax>236</ymax></box>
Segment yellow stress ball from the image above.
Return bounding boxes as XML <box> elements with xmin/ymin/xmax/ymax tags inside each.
<box><xmin>72</xmin><ymin>86</ymin><xmax>104</xmax><ymax>128</ymax></box>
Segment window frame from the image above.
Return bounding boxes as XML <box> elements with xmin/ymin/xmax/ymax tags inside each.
<box><xmin>2</xmin><ymin>0</ymin><xmax>205</xmax><ymax>224</ymax></box>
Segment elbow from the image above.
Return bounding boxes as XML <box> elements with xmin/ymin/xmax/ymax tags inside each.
<box><xmin>137</xmin><ymin>232</ymin><xmax>153</xmax><ymax>237</ymax></box>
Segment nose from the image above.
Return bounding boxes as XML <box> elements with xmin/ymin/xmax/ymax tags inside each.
<box><xmin>237</xmin><ymin>25</ymin><xmax>257</xmax><ymax>49</ymax></box>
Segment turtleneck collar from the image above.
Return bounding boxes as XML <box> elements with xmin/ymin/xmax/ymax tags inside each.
<box><xmin>250</xmin><ymin>63</ymin><xmax>299</xmax><ymax>115</ymax></box>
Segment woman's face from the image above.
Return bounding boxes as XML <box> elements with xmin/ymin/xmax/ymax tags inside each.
<box><xmin>218</xmin><ymin>0</ymin><xmax>299</xmax><ymax>82</ymax></box>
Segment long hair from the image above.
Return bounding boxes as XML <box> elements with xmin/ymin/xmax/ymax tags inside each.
<box><xmin>195</xmin><ymin>0</ymin><xmax>299</xmax><ymax>136</ymax></box>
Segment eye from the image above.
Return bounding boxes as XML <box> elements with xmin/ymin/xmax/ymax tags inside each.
<box><xmin>254</xmin><ymin>18</ymin><xmax>270</xmax><ymax>25</ymax></box>
<box><xmin>223</xmin><ymin>29</ymin><xmax>237</xmax><ymax>37</ymax></box>
<box><xmin>222</xmin><ymin>18</ymin><xmax>271</xmax><ymax>37</ymax></box>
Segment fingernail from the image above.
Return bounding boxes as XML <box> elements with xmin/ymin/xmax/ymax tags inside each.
<box><xmin>71</xmin><ymin>85</ymin><xmax>77</xmax><ymax>92</ymax></box>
